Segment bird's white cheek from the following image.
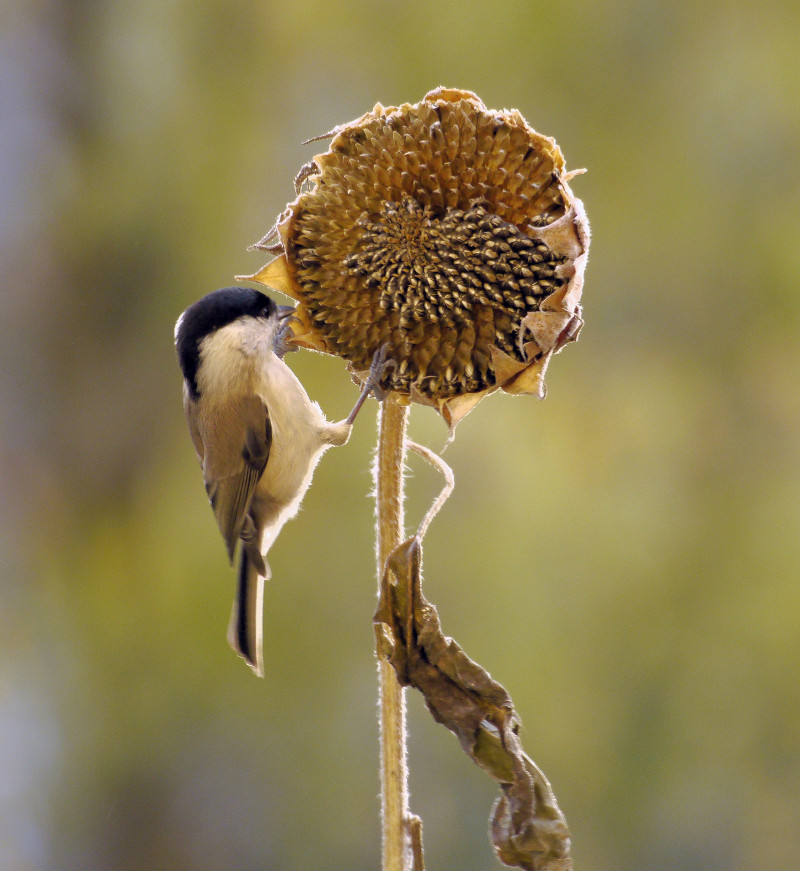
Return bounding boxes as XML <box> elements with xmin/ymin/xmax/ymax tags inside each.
<box><xmin>197</xmin><ymin>344</ymin><xmax>253</xmax><ymax>399</ymax></box>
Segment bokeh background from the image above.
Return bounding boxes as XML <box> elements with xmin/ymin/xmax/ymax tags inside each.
<box><xmin>3</xmin><ymin>1</ymin><xmax>799</xmax><ymax>869</ymax></box>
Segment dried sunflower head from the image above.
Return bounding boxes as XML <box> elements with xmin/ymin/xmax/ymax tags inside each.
<box><xmin>242</xmin><ymin>87</ymin><xmax>590</xmax><ymax>428</ymax></box>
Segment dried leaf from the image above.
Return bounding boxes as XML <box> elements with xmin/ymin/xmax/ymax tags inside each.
<box><xmin>375</xmin><ymin>537</ymin><xmax>572</xmax><ymax>871</ymax></box>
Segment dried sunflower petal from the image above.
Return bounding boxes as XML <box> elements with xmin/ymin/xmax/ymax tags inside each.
<box><xmin>242</xmin><ymin>87</ymin><xmax>590</xmax><ymax>428</ymax></box>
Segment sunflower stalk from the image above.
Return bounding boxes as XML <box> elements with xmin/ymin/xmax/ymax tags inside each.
<box><xmin>374</xmin><ymin>399</ymin><xmax>413</xmax><ymax>871</ymax></box>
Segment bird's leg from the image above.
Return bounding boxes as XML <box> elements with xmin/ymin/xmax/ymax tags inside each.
<box><xmin>345</xmin><ymin>344</ymin><xmax>395</xmax><ymax>426</ymax></box>
<box><xmin>324</xmin><ymin>345</ymin><xmax>396</xmax><ymax>446</ymax></box>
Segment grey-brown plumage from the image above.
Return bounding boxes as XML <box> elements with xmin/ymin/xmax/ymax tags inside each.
<box><xmin>175</xmin><ymin>287</ymin><xmax>357</xmax><ymax>676</ymax></box>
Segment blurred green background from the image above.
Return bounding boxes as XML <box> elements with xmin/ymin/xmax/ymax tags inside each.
<box><xmin>3</xmin><ymin>1</ymin><xmax>799</xmax><ymax>869</ymax></box>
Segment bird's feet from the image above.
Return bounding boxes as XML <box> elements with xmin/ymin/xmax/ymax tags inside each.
<box><xmin>365</xmin><ymin>343</ymin><xmax>396</xmax><ymax>401</ymax></box>
<box><xmin>345</xmin><ymin>344</ymin><xmax>396</xmax><ymax>425</ymax></box>
<box><xmin>273</xmin><ymin>307</ymin><xmax>300</xmax><ymax>359</ymax></box>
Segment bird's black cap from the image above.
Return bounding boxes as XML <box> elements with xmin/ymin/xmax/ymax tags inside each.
<box><xmin>175</xmin><ymin>287</ymin><xmax>278</xmax><ymax>398</ymax></box>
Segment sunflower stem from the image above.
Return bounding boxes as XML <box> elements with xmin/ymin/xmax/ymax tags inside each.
<box><xmin>375</xmin><ymin>399</ymin><xmax>411</xmax><ymax>871</ymax></box>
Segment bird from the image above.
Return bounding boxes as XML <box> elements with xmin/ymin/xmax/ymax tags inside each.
<box><xmin>174</xmin><ymin>286</ymin><xmax>383</xmax><ymax>676</ymax></box>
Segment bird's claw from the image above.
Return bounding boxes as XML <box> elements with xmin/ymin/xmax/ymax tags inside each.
<box><xmin>363</xmin><ymin>343</ymin><xmax>396</xmax><ymax>402</ymax></box>
<box><xmin>273</xmin><ymin>315</ymin><xmax>300</xmax><ymax>359</ymax></box>
<box><xmin>344</xmin><ymin>344</ymin><xmax>396</xmax><ymax>426</ymax></box>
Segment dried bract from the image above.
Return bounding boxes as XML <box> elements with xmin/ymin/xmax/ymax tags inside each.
<box><xmin>243</xmin><ymin>88</ymin><xmax>589</xmax><ymax>427</ymax></box>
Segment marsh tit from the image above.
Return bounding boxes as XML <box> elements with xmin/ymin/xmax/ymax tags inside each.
<box><xmin>175</xmin><ymin>286</ymin><xmax>382</xmax><ymax>676</ymax></box>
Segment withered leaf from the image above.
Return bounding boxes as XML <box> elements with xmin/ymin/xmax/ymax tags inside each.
<box><xmin>375</xmin><ymin>537</ymin><xmax>572</xmax><ymax>871</ymax></box>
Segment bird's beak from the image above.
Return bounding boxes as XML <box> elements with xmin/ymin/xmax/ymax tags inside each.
<box><xmin>277</xmin><ymin>305</ymin><xmax>296</xmax><ymax>321</ymax></box>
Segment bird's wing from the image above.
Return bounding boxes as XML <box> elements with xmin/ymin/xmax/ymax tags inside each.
<box><xmin>203</xmin><ymin>397</ymin><xmax>272</xmax><ymax>562</ymax></box>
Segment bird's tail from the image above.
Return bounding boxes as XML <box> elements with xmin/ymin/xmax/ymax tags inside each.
<box><xmin>227</xmin><ymin>546</ymin><xmax>267</xmax><ymax>677</ymax></box>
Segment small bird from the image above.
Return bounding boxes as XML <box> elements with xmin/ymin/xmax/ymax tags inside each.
<box><xmin>175</xmin><ymin>286</ymin><xmax>382</xmax><ymax>676</ymax></box>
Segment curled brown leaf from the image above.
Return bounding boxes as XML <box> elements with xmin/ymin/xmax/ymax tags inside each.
<box><xmin>375</xmin><ymin>537</ymin><xmax>572</xmax><ymax>871</ymax></box>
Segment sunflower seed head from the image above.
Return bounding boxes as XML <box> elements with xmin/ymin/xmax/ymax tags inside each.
<box><xmin>246</xmin><ymin>88</ymin><xmax>590</xmax><ymax>424</ymax></box>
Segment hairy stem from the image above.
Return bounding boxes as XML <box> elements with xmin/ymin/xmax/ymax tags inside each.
<box><xmin>375</xmin><ymin>399</ymin><xmax>410</xmax><ymax>871</ymax></box>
